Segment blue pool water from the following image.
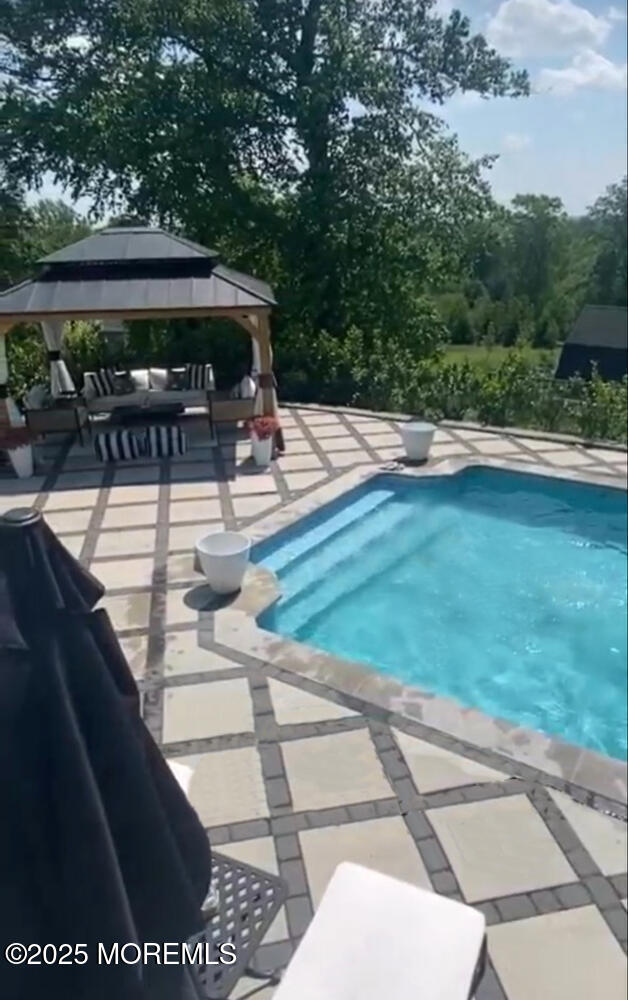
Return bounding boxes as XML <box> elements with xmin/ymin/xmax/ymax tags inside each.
<box><xmin>254</xmin><ymin>468</ymin><xmax>628</xmax><ymax>760</ymax></box>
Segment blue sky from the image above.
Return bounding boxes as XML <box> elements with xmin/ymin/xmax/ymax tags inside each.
<box><xmin>30</xmin><ymin>0</ymin><xmax>627</xmax><ymax>218</ymax></box>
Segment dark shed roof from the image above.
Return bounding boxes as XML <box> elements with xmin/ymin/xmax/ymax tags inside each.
<box><xmin>566</xmin><ymin>305</ymin><xmax>627</xmax><ymax>351</ymax></box>
<box><xmin>0</xmin><ymin>228</ymin><xmax>275</xmax><ymax>320</ymax></box>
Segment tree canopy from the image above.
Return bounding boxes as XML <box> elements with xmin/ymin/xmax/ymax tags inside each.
<box><xmin>1</xmin><ymin>0</ymin><xmax>529</xmax><ymax>340</ymax></box>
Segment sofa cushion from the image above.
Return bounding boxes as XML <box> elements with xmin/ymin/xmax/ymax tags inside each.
<box><xmin>149</xmin><ymin>367</ymin><xmax>169</xmax><ymax>391</ymax></box>
<box><xmin>84</xmin><ymin>369</ymin><xmax>115</xmax><ymax>399</ymax></box>
<box><xmin>130</xmin><ymin>368</ymin><xmax>150</xmax><ymax>391</ymax></box>
<box><xmin>112</xmin><ymin>371</ymin><xmax>135</xmax><ymax>396</ymax></box>
<box><xmin>94</xmin><ymin>429</ymin><xmax>143</xmax><ymax>462</ymax></box>
<box><xmin>168</xmin><ymin>367</ymin><xmax>189</xmax><ymax>390</ymax></box>
<box><xmin>146</xmin><ymin>425</ymin><xmax>187</xmax><ymax>458</ymax></box>
<box><xmin>186</xmin><ymin>363</ymin><xmax>211</xmax><ymax>390</ymax></box>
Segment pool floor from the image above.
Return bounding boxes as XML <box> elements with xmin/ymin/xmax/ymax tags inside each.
<box><xmin>255</xmin><ymin>468</ymin><xmax>628</xmax><ymax>760</ymax></box>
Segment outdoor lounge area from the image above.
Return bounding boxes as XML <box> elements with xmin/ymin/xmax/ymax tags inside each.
<box><xmin>1</xmin><ymin>403</ymin><xmax>626</xmax><ymax>1000</ymax></box>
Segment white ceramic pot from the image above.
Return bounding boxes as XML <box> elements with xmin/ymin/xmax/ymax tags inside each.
<box><xmin>8</xmin><ymin>443</ymin><xmax>34</xmax><ymax>479</ymax></box>
<box><xmin>195</xmin><ymin>531</ymin><xmax>251</xmax><ymax>594</ymax></box>
<box><xmin>400</xmin><ymin>421</ymin><xmax>436</xmax><ymax>461</ymax></box>
<box><xmin>251</xmin><ymin>431</ymin><xmax>273</xmax><ymax>467</ymax></box>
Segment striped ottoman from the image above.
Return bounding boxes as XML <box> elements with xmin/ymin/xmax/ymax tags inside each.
<box><xmin>94</xmin><ymin>429</ymin><xmax>142</xmax><ymax>462</ymax></box>
<box><xmin>145</xmin><ymin>425</ymin><xmax>187</xmax><ymax>458</ymax></box>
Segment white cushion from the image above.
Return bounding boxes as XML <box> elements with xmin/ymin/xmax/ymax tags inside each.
<box><xmin>149</xmin><ymin>367</ymin><xmax>169</xmax><ymax>391</ymax></box>
<box><xmin>129</xmin><ymin>368</ymin><xmax>150</xmax><ymax>390</ymax></box>
<box><xmin>273</xmin><ymin>863</ymin><xmax>485</xmax><ymax>1000</ymax></box>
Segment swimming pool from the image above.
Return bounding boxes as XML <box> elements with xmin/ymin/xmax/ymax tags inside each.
<box><xmin>254</xmin><ymin>468</ymin><xmax>628</xmax><ymax>760</ymax></box>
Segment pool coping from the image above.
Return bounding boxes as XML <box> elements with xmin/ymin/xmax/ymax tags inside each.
<box><xmin>212</xmin><ymin>455</ymin><xmax>628</xmax><ymax>806</ymax></box>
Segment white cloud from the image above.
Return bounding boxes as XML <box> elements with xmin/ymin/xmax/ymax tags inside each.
<box><xmin>487</xmin><ymin>0</ymin><xmax>611</xmax><ymax>57</ymax></box>
<box><xmin>502</xmin><ymin>132</ymin><xmax>532</xmax><ymax>151</ymax></box>
<box><xmin>538</xmin><ymin>48</ymin><xmax>628</xmax><ymax>93</ymax></box>
<box><xmin>607</xmin><ymin>5</ymin><xmax>627</xmax><ymax>22</ymax></box>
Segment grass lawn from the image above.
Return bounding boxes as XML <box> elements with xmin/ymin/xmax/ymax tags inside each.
<box><xmin>444</xmin><ymin>344</ymin><xmax>560</xmax><ymax>371</ymax></box>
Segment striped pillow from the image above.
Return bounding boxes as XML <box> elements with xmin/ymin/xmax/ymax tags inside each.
<box><xmin>146</xmin><ymin>425</ymin><xmax>187</xmax><ymax>458</ymax></box>
<box><xmin>186</xmin><ymin>363</ymin><xmax>209</xmax><ymax>390</ymax></box>
<box><xmin>85</xmin><ymin>368</ymin><xmax>115</xmax><ymax>398</ymax></box>
<box><xmin>94</xmin><ymin>430</ymin><xmax>142</xmax><ymax>462</ymax></box>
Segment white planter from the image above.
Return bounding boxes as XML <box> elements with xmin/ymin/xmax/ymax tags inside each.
<box><xmin>8</xmin><ymin>443</ymin><xmax>34</xmax><ymax>479</ymax></box>
<box><xmin>400</xmin><ymin>421</ymin><xmax>436</xmax><ymax>461</ymax></box>
<box><xmin>195</xmin><ymin>531</ymin><xmax>251</xmax><ymax>594</ymax></box>
<box><xmin>251</xmin><ymin>431</ymin><xmax>273</xmax><ymax>467</ymax></box>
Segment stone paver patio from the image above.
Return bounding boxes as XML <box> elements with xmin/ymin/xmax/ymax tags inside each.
<box><xmin>1</xmin><ymin>405</ymin><xmax>626</xmax><ymax>999</ymax></box>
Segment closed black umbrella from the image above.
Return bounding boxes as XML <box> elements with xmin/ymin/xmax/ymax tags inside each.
<box><xmin>0</xmin><ymin>508</ymin><xmax>211</xmax><ymax>1000</ymax></box>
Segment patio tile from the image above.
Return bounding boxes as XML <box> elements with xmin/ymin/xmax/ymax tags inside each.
<box><xmin>311</xmin><ymin>435</ymin><xmax>359</xmax><ymax>451</ymax></box>
<box><xmin>60</xmin><ymin>534</ymin><xmax>85</xmax><ymax>558</ymax></box>
<box><xmin>99</xmin><ymin>591</ymin><xmax>152</xmax><ymax>632</ymax></box>
<box><xmin>94</xmin><ymin>527</ymin><xmax>156</xmax><ymax>558</ymax></box>
<box><xmin>430</xmin><ymin>442</ymin><xmax>472</xmax><ymax>458</ymax></box>
<box><xmin>584</xmin><ymin>447</ymin><xmax>626</xmax><ymax>463</ymax></box>
<box><xmin>107</xmin><ymin>483</ymin><xmax>161</xmax><ymax>504</ymax></box>
<box><xmin>393</xmin><ymin>730</ymin><xmax>507</xmax><ymax>794</ymax></box>
<box><xmin>374</xmin><ymin>446</ymin><xmax>404</xmax><ymax>461</ymax></box>
<box><xmin>300</xmin><ymin>816</ymin><xmax>431</xmax><ymax>907</ymax></box>
<box><xmin>282</xmin><ymin>729</ymin><xmax>392</xmax><ymax>812</ymax></box>
<box><xmin>325</xmin><ymin>449</ymin><xmax>369</xmax><ymax>468</ymax></box>
<box><xmin>232</xmin><ymin>495</ymin><xmax>279</xmax><ymax>518</ymax></box>
<box><xmin>361</xmin><ymin>431</ymin><xmax>402</xmax><ymax>448</ymax></box>
<box><xmin>169</xmin><ymin>462</ymin><xmax>217</xmax><ymax>481</ymax></box>
<box><xmin>44</xmin><ymin>508</ymin><xmax>94</xmax><ymax>534</ymax></box>
<box><xmin>450</xmin><ymin>429</ymin><xmax>500</xmax><ymax>441</ymax></box>
<box><xmin>162</xmin><ymin>678</ymin><xmax>254</xmax><ymax>742</ymax></box>
<box><xmin>169</xmin><ymin>480</ymin><xmax>221</xmax><ymax>500</ymax></box>
<box><xmin>228</xmin><ymin>473</ymin><xmax>278</xmax><ymax>495</ymax></box>
<box><xmin>0</xmin><ymin>477</ymin><xmax>45</xmax><ymax>498</ymax></box>
<box><xmin>168</xmin><ymin>522</ymin><xmax>224</xmax><ymax>552</ymax></box>
<box><xmin>112</xmin><ymin>465</ymin><xmax>160</xmax><ymax>485</ymax></box>
<box><xmin>277</xmin><ymin>452</ymin><xmax>323</xmax><ymax>472</ymax></box>
<box><xmin>433</xmin><ymin>429</ymin><xmax>455</xmax><ymax>443</ymax></box>
<box><xmin>54</xmin><ymin>468</ymin><xmax>105</xmax><ymax>492</ymax></box>
<box><xmin>283</xmin><ymin>471</ymin><xmax>328</xmax><ymax>492</ymax></box>
<box><xmin>471</xmin><ymin>437</ymin><xmax>521</xmax><ymax>456</ymax></box>
<box><xmin>548</xmin><ymin>789</ymin><xmax>628</xmax><ymax>876</ymax></box>
<box><xmin>220</xmin><ymin>837</ymin><xmax>288</xmax><ymax>943</ymax></box>
<box><xmin>175</xmin><ymin>747</ymin><xmax>269</xmax><ymax>827</ymax></box>
<box><xmin>428</xmin><ymin>795</ymin><xmax>575</xmax><ymax>902</ymax></box>
<box><xmin>515</xmin><ymin>436</ymin><xmax>562</xmax><ymax>452</ymax></box>
<box><xmin>167</xmin><ymin>552</ymin><xmax>201</xmax><ymax>583</ymax></box>
<box><xmin>313</xmin><ymin>425</ymin><xmax>355</xmax><ymax>440</ymax></box>
<box><xmin>169</xmin><ymin>498</ymin><xmax>223</xmax><ymax>522</ymax></box>
<box><xmin>268</xmin><ymin>678</ymin><xmax>358</xmax><ymax>726</ymax></box>
<box><xmin>0</xmin><ymin>490</ymin><xmax>42</xmax><ymax>509</ymax></box>
<box><xmin>298</xmin><ymin>413</ymin><xmax>341</xmax><ymax>426</ymax></box>
<box><xmin>165</xmin><ymin>586</ymin><xmax>205</xmax><ymax>625</ymax></box>
<box><xmin>541</xmin><ymin>449</ymin><xmax>596</xmax><ymax>467</ymax></box>
<box><xmin>101</xmin><ymin>502</ymin><xmax>158</xmax><ymax>529</ymax></box>
<box><xmin>117</xmin><ymin>634</ymin><xmax>148</xmax><ymax>679</ymax></box>
<box><xmin>488</xmin><ymin>906</ymin><xmax>627</xmax><ymax>1000</ymax></box>
<box><xmin>346</xmin><ymin>420</ymin><xmax>394</xmax><ymax>433</ymax></box>
<box><xmin>162</xmin><ymin>630</ymin><xmax>241</xmax><ymax>676</ymax></box>
<box><xmin>93</xmin><ymin>556</ymin><xmax>156</xmax><ymax>590</ymax></box>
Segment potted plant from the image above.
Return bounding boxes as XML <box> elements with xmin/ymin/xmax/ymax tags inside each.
<box><xmin>0</xmin><ymin>425</ymin><xmax>35</xmax><ymax>479</ymax></box>
<box><xmin>246</xmin><ymin>415</ymin><xmax>280</xmax><ymax>467</ymax></box>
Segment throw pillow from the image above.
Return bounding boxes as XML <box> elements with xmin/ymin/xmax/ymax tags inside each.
<box><xmin>167</xmin><ymin>367</ymin><xmax>189</xmax><ymax>391</ymax></box>
<box><xmin>149</xmin><ymin>367</ymin><xmax>169</xmax><ymax>391</ymax></box>
<box><xmin>186</xmin><ymin>363</ymin><xmax>208</xmax><ymax>390</ymax></box>
<box><xmin>129</xmin><ymin>368</ymin><xmax>150</xmax><ymax>391</ymax></box>
<box><xmin>112</xmin><ymin>371</ymin><xmax>135</xmax><ymax>396</ymax></box>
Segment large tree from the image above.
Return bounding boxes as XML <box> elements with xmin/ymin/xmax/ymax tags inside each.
<box><xmin>0</xmin><ymin>0</ymin><xmax>528</xmax><ymax>339</ymax></box>
<box><xmin>584</xmin><ymin>177</ymin><xmax>627</xmax><ymax>307</ymax></box>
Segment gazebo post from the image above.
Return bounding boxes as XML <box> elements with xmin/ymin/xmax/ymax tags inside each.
<box><xmin>0</xmin><ymin>326</ymin><xmax>21</xmax><ymax>428</ymax></box>
<box><xmin>233</xmin><ymin>310</ymin><xmax>284</xmax><ymax>454</ymax></box>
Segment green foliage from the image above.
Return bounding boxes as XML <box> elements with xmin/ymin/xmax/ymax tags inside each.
<box><xmin>583</xmin><ymin>177</ymin><xmax>628</xmax><ymax>307</ymax></box>
<box><xmin>6</xmin><ymin>326</ymin><xmax>48</xmax><ymax>402</ymax></box>
<box><xmin>0</xmin><ymin>0</ymin><xmax>528</xmax><ymax>344</ymax></box>
<box><xmin>572</xmin><ymin>367</ymin><xmax>628</xmax><ymax>442</ymax></box>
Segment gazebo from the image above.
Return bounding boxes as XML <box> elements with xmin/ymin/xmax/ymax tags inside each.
<box><xmin>0</xmin><ymin>226</ymin><xmax>279</xmax><ymax>438</ymax></box>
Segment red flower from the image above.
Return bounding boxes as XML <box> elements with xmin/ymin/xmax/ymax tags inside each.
<box><xmin>245</xmin><ymin>416</ymin><xmax>280</xmax><ymax>440</ymax></box>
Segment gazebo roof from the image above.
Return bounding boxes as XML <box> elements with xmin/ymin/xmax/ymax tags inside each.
<box><xmin>38</xmin><ymin>227</ymin><xmax>220</xmax><ymax>264</ymax></box>
<box><xmin>0</xmin><ymin>227</ymin><xmax>275</xmax><ymax>324</ymax></box>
